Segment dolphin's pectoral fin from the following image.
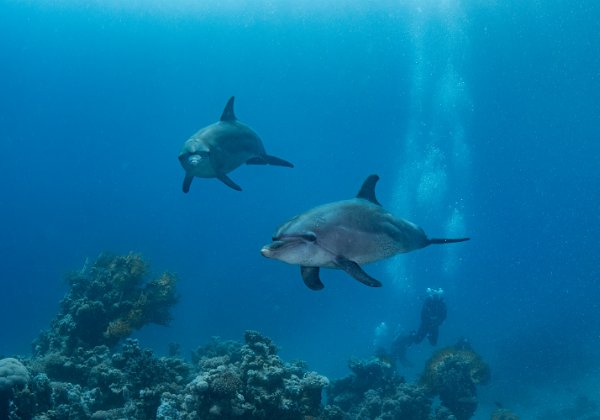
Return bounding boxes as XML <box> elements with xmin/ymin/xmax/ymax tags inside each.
<box><xmin>182</xmin><ymin>174</ymin><xmax>194</xmax><ymax>193</ymax></box>
<box><xmin>220</xmin><ymin>96</ymin><xmax>236</xmax><ymax>122</ymax></box>
<box><xmin>356</xmin><ymin>174</ymin><xmax>381</xmax><ymax>206</ymax></box>
<box><xmin>334</xmin><ymin>256</ymin><xmax>382</xmax><ymax>287</ymax></box>
<box><xmin>301</xmin><ymin>266</ymin><xmax>324</xmax><ymax>290</ymax></box>
<box><xmin>217</xmin><ymin>173</ymin><xmax>242</xmax><ymax>191</ymax></box>
<box><xmin>246</xmin><ymin>156</ymin><xmax>268</xmax><ymax>165</ymax></box>
<box><xmin>263</xmin><ymin>155</ymin><xmax>294</xmax><ymax>168</ymax></box>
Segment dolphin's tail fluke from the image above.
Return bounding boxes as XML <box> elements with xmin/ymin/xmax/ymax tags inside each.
<box><xmin>428</xmin><ymin>237</ymin><xmax>470</xmax><ymax>245</ymax></box>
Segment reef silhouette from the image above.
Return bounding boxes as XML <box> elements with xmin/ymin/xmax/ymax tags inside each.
<box><xmin>0</xmin><ymin>253</ymin><xmax>501</xmax><ymax>419</ymax></box>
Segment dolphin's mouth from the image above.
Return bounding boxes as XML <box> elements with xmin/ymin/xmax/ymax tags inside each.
<box><xmin>261</xmin><ymin>237</ymin><xmax>305</xmax><ymax>258</ymax></box>
<box><xmin>261</xmin><ymin>232</ymin><xmax>318</xmax><ymax>259</ymax></box>
<box><xmin>272</xmin><ymin>232</ymin><xmax>317</xmax><ymax>242</ymax></box>
<box><xmin>188</xmin><ymin>155</ymin><xmax>202</xmax><ymax>166</ymax></box>
<box><xmin>261</xmin><ymin>240</ymin><xmax>292</xmax><ymax>256</ymax></box>
<box><xmin>260</xmin><ymin>242</ymin><xmax>280</xmax><ymax>258</ymax></box>
<box><xmin>179</xmin><ymin>151</ymin><xmax>209</xmax><ymax>167</ymax></box>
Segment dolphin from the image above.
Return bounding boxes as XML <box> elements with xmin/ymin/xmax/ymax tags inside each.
<box><xmin>260</xmin><ymin>175</ymin><xmax>469</xmax><ymax>290</ymax></box>
<box><xmin>178</xmin><ymin>97</ymin><xmax>293</xmax><ymax>193</ymax></box>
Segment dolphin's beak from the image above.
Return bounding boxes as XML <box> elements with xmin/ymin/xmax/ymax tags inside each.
<box><xmin>261</xmin><ymin>241</ymin><xmax>282</xmax><ymax>258</ymax></box>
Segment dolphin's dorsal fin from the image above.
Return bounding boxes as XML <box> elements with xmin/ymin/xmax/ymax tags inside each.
<box><xmin>220</xmin><ymin>96</ymin><xmax>236</xmax><ymax>122</ymax></box>
<box><xmin>356</xmin><ymin>174</ymin><xmax>381</xmax><ymax>205</ymax></box>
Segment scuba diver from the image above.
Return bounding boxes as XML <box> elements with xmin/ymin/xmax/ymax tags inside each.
<box><xmin>413</xmin><ymin>287</ymin><xmax>447</xmax><ymax>345</ymax></box>
<box><xmin>388</xmin><ymin>288</ymin><xmax>447</xmax><ymax>365</ymax></box>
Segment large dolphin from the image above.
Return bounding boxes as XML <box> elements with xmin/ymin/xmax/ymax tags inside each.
<box><xmin>178</xmin><ymin>97</ymin><xmax>293</xmax><ymax>193</ymax></box>
<box><xmin>261</xmin><ymin>175</ymin><xmax>469</xmax><ymax>290</ymax></box>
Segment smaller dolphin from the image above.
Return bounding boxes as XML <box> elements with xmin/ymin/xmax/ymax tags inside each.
<box><xmin>261</xmin><ymin>175</ymin><xmax>469</xmax><ymax>290</ymax></box>
<box><xmin>178</xmin><ymin>97</ymin><xmax>293</xmax><ymax>193</ymax></box>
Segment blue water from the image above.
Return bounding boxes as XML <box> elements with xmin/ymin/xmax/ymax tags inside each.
<box><xmin>1</xmin><ymin>1</ymin><xmax>599</xmax><ymax>418</ymax></box>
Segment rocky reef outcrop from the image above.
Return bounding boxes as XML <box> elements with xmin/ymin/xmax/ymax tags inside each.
<box><xmin>420</xmin><ymin>338</ymin><xmax>491</xmax><ymax>420</ymax></box>
<box><xmin>33</xmin><ymin>252</ymin><xmax>178</xmax><ymax>358</ymax></box>
<box><xmin>325</xmin><ymin>357</ymin><xmax>432</xmax><ymax>419</ymax></box>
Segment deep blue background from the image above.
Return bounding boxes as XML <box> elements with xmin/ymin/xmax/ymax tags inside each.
<box><xmin>1</xmin><ymin>1</ymin><xmax>599</xmax><ymax>417</ymax></box>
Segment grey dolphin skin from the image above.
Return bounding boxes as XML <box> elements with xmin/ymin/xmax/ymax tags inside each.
<box><xmin>178</xmin><ymin>97</ymin><xmax>293</xmax><ymax>193</ymax></box>
<box><xmin>261</xmin><ymin>175</ymin><xmax>469</xmax><ymax>290</ymax></box>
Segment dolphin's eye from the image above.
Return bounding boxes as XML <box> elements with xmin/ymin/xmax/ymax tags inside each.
<box><xmin>302</xmin><ymin>232</ymin><xmax>317</xmax><ymax>242</ymax></box>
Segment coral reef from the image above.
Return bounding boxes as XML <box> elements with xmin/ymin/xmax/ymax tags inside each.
<box><xmin>5</xmin><ymin>331</ymin><xmax>493</xmax><ymax>420</ymax></box>
<box><xmin>7</xmin><ymin>253</ymin><xmax>185</xmax><ymax>419</ymax></box>
<box><xmin>11</xmin><ymin>339</ymin><xmax>191</xmax><ymax>419</ymax></box>
<box><xmin>1</xmin><ymin>253</ymin><xmax>496</xmax><ymax>419</ymax></box>
<box><xmin>420</xmin><ymin>338</ymin><xmax>490</xmax><ymax>420</ymax></box>
<box><xmin>3</xmin><ymin>254</ymin><xmax>333</xmax><ymax>420</ymax></box>
<box><xmin>162</xmin><ymin>330</ymin><xmax>329</xmax><ymax>419</ymax></box>
<box><xmin>326</xmin><ymin>356</ymin><xmax>432</xmax><ymax>419</ymax></box>
<box><xmin>33</xmin><ymin>252</ymin><xmax>178</xmax><ymax>358</ymax></box>
<box><xmin>8</xmin><ymin>332</ymin><xmax>328</xmax><ymax>420</ymax></box>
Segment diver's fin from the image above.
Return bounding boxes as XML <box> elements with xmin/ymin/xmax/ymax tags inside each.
<box><xmin>217</xmin><ymin>173</ymin><xmax>242</xmax><ymax>191</ymax></box>
<box><xmin>334</xmin><ymin>256</ymin><xmax>382</xmax><ymax>287</ymax></box>
<box><xmin>428</xmin><ymin>237</ymin><xmax>470</xmax><ymax>245</ymax></box>
<box><xmin>356</xmin><ymin>174</ymin><xmax>381</xmax><ymax>206</ymax></box>
<box><xmin>220</xmin><ymin>96</ymin><xmax>236</xmax><ymax>122</ymax></box>
<box><xmin>182</xmin><ymin>174</ymin><xmax>194</xmax><ymax>193</ymax></box>
<box><xmin>301</xmin><ymin>266</ymin><xmax>324</xmax><ymax>291</ymax></box>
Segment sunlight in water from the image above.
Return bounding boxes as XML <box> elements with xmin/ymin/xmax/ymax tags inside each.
<box><xmin>388</xmin><ymin>0</ymin><xmax>471</xmax><ymax>287</ymax></box>
<box><xmin>30</xmin><ymin>0</ymin><xmax>471</xmax><ymax>18</ymax></box>
<box><xmin>442</xmin><ymin>205</ymin><xmax>467</xmax><ymax>275</ymax></box>
<box><xmin>416</xmin><ymin>145</ymin><xmax>448</xmax><ymax>209</ymax></box>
